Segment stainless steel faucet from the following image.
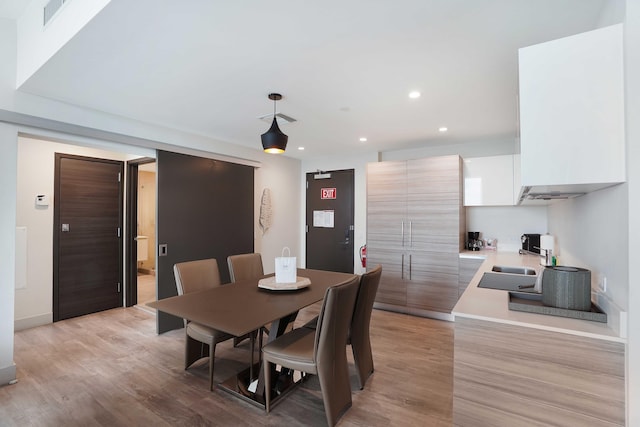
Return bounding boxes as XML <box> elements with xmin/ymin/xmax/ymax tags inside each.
<box><xmin>519</xmin><ymin>247</ymin><xmax>553</xmax><ymax>267</ymax></box>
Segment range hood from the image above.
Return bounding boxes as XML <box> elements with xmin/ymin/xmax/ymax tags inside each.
<box><xmin>517</xmin><ymin>183</ymin><xmax>619</xmax><ymax>205</ymax></box>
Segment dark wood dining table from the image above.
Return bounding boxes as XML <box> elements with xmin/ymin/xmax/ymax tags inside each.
<box><xmin>147</xmin><ymin>268</ymin><xmax>358</xmax><ymax>407</ymax></box>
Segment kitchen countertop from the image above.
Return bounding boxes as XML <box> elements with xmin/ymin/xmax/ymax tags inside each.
<box><xmin>453</xmin><ymin>251</ymin><xmax>625</xmax><ymax>343</ymax></box>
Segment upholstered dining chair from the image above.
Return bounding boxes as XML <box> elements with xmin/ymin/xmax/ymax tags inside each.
<box><xmin>227</xmin><ymin>253</ymin><xmax>296</xmax><ymax>345</ymax></box>
<box><xmin>349</xmin><ymin>264</ymin><xmax>382</xmax><ymax>389</ymax></box>
<box><xmin>173</xmin><ymin>258</ymin><xmax>234</xmax><ymax>391</ymax></box>
<box><xmin>227</xmin><ymin>253</ymin><xmax>265</xmax><ymax>348</ymax></box>
<box><xmin>262</xmin><ymin>275</ymin><xmax>360</xmax><ymax>427</ymax></box>
<box><xmin>304</xmin><ymin>265</ymin><xmax>382</xmax><ymax>389</ymax></box>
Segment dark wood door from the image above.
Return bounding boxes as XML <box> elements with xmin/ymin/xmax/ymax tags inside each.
<box><xmin>156</xmin><ymin>151</ymin><xmax>254</xmax><ymax>333</ymax></box>
<box><xmin>54</xmin><ymin>154</ymin><xmax>124</xmax><ymax>321</ymax></box>
<box><xmin>305</xmin><ymin>169</ymin><xmax>354</xmax><ymax>273</ymax></box>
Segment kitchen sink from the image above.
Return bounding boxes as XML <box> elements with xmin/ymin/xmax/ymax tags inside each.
<box><xmin>478</xmin><ymin>271</ymin><xmax>537</xmax><ymax>292</ymax></box>
<box><xmin>491</xmin><ymin>265</ymin><xmax>537</xmax><ymax>275</ymax></box>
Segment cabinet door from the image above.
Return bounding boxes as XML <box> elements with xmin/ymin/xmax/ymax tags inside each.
<box><xmin>367</xmin><ymin>161</ymin><xmax>408</xmax><ymax>306</ymax></box>
<box><xmin>367</xmin><ymin>161</ymin><xmax>407</xmax><ymax>250</ymax></box>
<box><xmin>458</xmin><ymin>257</ymin><xmax>484</xmax><ymax>297</ymax></box>
<box><xmin>367</xmin><ymin>247</ymin><xmax>406</xmax><ymax>306</ymax></box>
<box><xmin>519</xmin><ymin>24</ymin><xmax>624</xmax><ymax>187</ymax></box>
<box><xmin>407</xmin><ymin>156</ymin><xmax>462</xmax><ymax>253</ymax></box>
<box><xmin>405</xmin><ymin>251</ymin><xmax>459</xmax><ymax>313</ymax></box>
<box><xmin>463</xmin><ymin>155</ymin><xmax>515</xmax><ymax>206</ymax></box>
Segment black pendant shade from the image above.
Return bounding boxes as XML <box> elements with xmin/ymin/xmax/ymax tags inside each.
<box><xmin>261</xmin><ymin>93</ymin><xmax>288</xmax><ymax>154</ymax></box>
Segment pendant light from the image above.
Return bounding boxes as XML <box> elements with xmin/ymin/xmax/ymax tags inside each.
<box><xmin>261</xmin><ymin>93</ymin><xmax>288</xmax><ymax>154</ymax></box>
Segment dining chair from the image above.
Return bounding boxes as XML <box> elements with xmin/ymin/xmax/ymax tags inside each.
<box><xmin>349</xmin><ymin>264</ymin><xmax>382</xmax><ymax>389</ymax></box>
<box><xmin>304</xmin><ymin>265</ymin><xmax>382</xmax><ymax>389</ymax></box>
<box><xmin>227</xmin><ymin>253</ymin><xmax>265</xmax><ymax>349</ymax></box>
<box><xmin>227</xmin><ymin>252</ymin><xmax>296</xmax><ymax>346</ymax></box>
<box><xmin>173</xmin><ymin>258</ymin><xmax>234</xmax><ymax>391</ymax></box>
<box><xmin>262</xmin><ymin>275</ymin><xmax>360</xmax><ymax>427</ymax></box>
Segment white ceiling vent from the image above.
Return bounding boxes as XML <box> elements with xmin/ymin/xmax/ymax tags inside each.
<box><xmin>43</xmin><ymin>0</ymin><xmax>70</xmax><ymax>26</ymax></box>
<box><xmin>258</xmin><ymin>112</ymin><xmax>297</xmax><ymax>126</ymax></box>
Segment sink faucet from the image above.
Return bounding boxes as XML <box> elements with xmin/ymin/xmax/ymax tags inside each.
<box><xmin>519</xmin><ymin>247</ymin><xmax>553</xmax><ymax>267</ymax></box>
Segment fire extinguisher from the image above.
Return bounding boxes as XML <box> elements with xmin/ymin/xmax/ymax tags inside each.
<box><xmin>359</xmin><ymin>244</ymin><xmax>367</xmax><ymax>268</ymax></box>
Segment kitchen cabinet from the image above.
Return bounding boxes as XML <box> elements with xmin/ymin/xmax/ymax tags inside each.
<box><xmin>454</xmin><ymin>317</ymin><xmax>624</xmax><ymax>425</ymax></box>
<box><xmin>518</xmin><ymin>24</ymin><xmax>625</xmax><ymax>200</ymax></box>
<box><xmin>367</xmin><ymin>155</ymin><xmax>464</xmax><ymax>317</ymax></box>
<box><xmin>458</xmin><ymin>256</ymin><xmax>484</xmax><ymax>297</ymax></box>
<box><xmin>463</xmin><ymin>155</ymin><xmax>516</xmax><ymax>206</ymax></box>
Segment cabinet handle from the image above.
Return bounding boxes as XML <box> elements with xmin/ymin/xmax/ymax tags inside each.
<box><xmin>409</xmin><ymin>254</ymin><xmax>412</xmax><ymax>280</ymax></box>
<box><xmin>409</xmin><ymin>221</ymin><xmax>413</xmax><ymax>247</ymax></box>
<box><xmin>401</xmin><ymin>221</ymin><xmax>405</xmax><ymax>246</ymax></box>
<box><xmin>401</xmin><ymin>253</ymin><xmax>405</xmax><ymax>279</ymax></box>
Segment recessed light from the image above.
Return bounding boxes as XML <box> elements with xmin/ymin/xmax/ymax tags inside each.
<box><xmin>359</xmin><ymin>137</ymin><xmax>367</xmax><ymax>142</ymax></box>
<box><xmin>298</xmin><ymin>146</ymin><xmax>305</xmax><ymax>150</ymax></box>
<box><xmin>408</xmin><ymin>91</ymin><xmax>421</xmax><ymax>99</ymax></box>
<box><xmin>439</xmin><ymin>127</ymin><xmax>448</xmax><ymax>132</ymax></box>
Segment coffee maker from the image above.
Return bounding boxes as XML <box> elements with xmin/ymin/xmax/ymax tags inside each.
<box><xmin>467</xmin><ymin>231</ymin><xmax>482</xmax><ymax>251</ymax></box>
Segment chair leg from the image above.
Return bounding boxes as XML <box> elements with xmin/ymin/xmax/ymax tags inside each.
<box><xmin>352</xmin><ymin>338</ymin><xmax>374</xmax><ymax>390</ymax></box>
<box><xmin>263</xmin><ymin>359</ymin><xmax>271</xmax><ymax>413</ymax></box>
<box><xmin>209</xmin><ymin>341</ymin><xmax>217</xmax><ymax>391</ymax></box>
<box><xmin>185</xmin><ymin>333</ymin><xmax>208</xmax><ymax>370</ymax></box>
<box><xmin>317</xmin><ymin>351</ymin><xmax>352</xmax><ymax>426</ymax></box>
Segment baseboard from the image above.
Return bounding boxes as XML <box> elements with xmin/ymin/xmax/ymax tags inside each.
<box><xmin>14</xmin><ymin>312</ymin><xmax>53</xmax><ymax>331</ymax></box>
<box><xmin>0</xmin><ymin>363</ymin><xmax>16</xmax><ymax>386</ymax></box>
<box><xmin>137</xmin><ymin>268</ymin><xmax>155</xmax><ymax>276</ymax></box>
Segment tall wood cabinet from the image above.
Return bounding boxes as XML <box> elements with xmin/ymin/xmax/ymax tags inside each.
<box><xmin>367</xmin><ymin>155</ymin><xmax>465</xmax><ymax>317</ymax></box>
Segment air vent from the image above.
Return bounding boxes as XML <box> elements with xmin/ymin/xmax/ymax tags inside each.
<box><xmin>258</xmin><ymin>112</ymin><xmax>297</xmax><ymax>126</ymax></box>
<box><xmin>43</xmin><ymin>0</ymin><xmax>69</xmax><ymax>26</ymax></box>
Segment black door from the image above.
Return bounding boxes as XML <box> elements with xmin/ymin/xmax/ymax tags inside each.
<box><xmin>53</xmin><ymin>154</ymin><xmax>124</xmax><ymax>321</ymax></box>
<box><xmin>305</xmin><ymin>169</ymin><xmax>354</xmax><ymax>273</ymax></box>
<box><xmin>156</xmin><ymin>150</ymin><xmax>254</xmax><ymax>333</ymax></box>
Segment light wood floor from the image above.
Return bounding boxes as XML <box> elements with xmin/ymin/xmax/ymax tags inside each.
<box><xmin>1</xmin><ymin>304</ymin><xmax>454</xmax><ymax>426</ymax></box>
<box><xmin>137</xmin><ymin>273</ymin><xmax>156</xmax><ymax>307</ymax></box>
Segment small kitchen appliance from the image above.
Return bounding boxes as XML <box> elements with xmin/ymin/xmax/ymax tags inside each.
<box><xmin>521</xmin><ymin>233</ymin><xmax>541</xmax><ymax>254</ymax></box>
<box><xmin>467</xmin><ymin>231</ymin><xmax>482</xmax><ymax>251</ymax></box>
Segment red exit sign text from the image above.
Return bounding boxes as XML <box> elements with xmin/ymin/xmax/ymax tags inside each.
<box><xmin>321</xmin><ymin>188</ymin><xmax>336</xmax><ymax>199</ymax></box>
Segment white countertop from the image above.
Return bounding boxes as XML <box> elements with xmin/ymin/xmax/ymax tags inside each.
<box><xmin>453</xmin><ymin>252</ymin><xmax>625</xmax><ymax>343</ymax></box>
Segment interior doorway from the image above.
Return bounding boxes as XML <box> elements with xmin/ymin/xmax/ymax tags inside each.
<box><xmin>125</xmin><ymin>158</ymin><xmax>156</xmax><ymax>308</ymax></box>
<box><xmin>136</xmin><ymin>162</ymin><xmax>156</xmax><ymax>308</ymax></box>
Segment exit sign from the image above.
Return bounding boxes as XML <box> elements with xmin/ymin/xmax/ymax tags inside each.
<box><xmin>321</xmin><ymin>188</ymin><xmax>336</xmax><ymax>199</ymax></box>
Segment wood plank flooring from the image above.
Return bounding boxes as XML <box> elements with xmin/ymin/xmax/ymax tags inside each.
<box><xmin>0</xmin><ymin>305</ymin><xmax>454</xmax><ymax>426</ymax></box>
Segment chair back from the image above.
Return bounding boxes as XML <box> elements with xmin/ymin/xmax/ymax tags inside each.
<box><xmin>173</xmin><ymin>258</ymin><xmax>222</xmax><ymax>296</ymax></box>
<box><xmin>314</xmin><ymin>276</ymin><xmax>360</xmax><ymax>366</ymax></box>
<box><xmin>350</xmin><ymin>265</ymin><xmax>382</xmax><ymax>341</ymax></box>
<box><xmin>227</xmin><ymin>253</ymin><xmax>264</xmax><ymax>283</ymax></box>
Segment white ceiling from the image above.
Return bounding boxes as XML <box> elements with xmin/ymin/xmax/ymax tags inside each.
<box><xmin>7</xmin><ymin>0</ymin><xmax>611</xmax><ymax>159</ymax></box>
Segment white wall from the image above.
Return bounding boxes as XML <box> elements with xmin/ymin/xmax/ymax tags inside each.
<box><xmin>255</xmin><ymin>154</ymin><xmax>301</xmax><ymax>274</ymax></box>
<box><xmin>547</xmin><ymin>184</ymin><xmax>628</xmax><ymax>311</ymax></box>
<box><xmin>14</xmin><ymin>136</ymin><xmax>144</xmax><ymax>330</ymax></box>
<box><xmin>16</xmin><ymin>0</ymin><xmax>111</xmax><ymax>87</ymax></box>
<box><xmin>0</xmin><ymin>123</ymin><xmax>18</xmax><ymax>385</ymax></box>
<box><xmin>467</xmin><ymin>206</ymin><xmax>547</xmax><ymax>253</ymax></box>
<box><xmin>301</xmin><ymin>152</ymin><xmax>378</xmax><ymax>275</ymax></box>
<box><xmin>625</xmin><ymin>0</ymin><xmax>640</xmax><ymax>422</ymax></box>
<box><xmin>381</xmin><ymin>136</ymin><xmax>517</xmax><ymax>161</ymax></box>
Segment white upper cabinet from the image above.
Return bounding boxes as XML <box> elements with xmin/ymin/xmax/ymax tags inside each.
<box><xmin>463</xmin><ymin>155</ymin><xmax>516</xmax><ymax>206</ymax></box>
<box><xmin>518</xmin><ymin>24</ymin><xmax>625</xmax><ymax>195</ymax></box>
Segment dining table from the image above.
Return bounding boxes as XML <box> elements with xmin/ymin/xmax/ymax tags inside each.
<box><xmin>147</xmin><ymin>267</ymin><xmax>358</xmax><ymax>408</ymax></box>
